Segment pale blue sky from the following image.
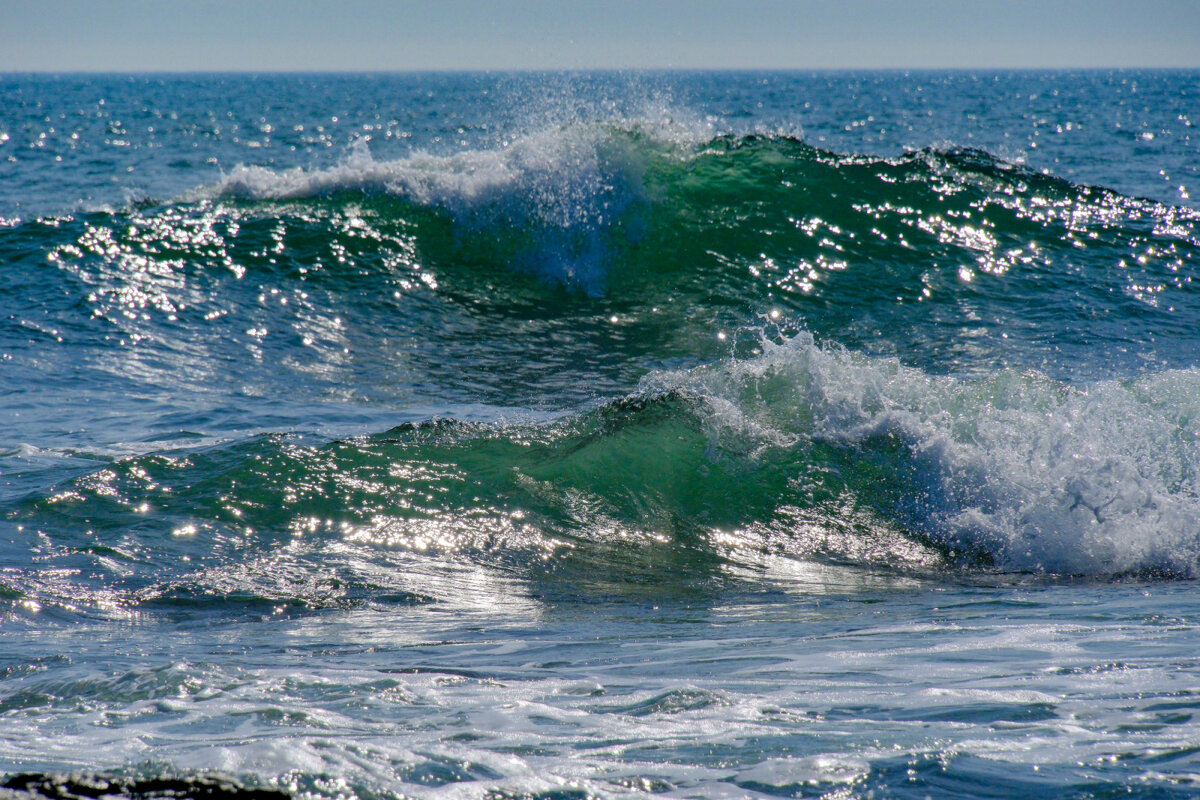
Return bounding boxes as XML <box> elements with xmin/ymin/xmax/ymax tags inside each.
<box><xmin>3</xmin><ymin>0</ymin><xmax>1198</xmax><ymax>72</ymax></box>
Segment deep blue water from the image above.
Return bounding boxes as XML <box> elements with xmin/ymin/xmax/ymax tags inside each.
<box><xmin>2</xmin><ymin>70</ymin><xmax>1200</xmax><ymax>799</ymax></box>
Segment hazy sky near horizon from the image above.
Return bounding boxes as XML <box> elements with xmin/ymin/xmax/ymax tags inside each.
<box><xmin>3</xmin><ymin>0</ymin><xmax>1198</xmax><ymax>72</ymax></box>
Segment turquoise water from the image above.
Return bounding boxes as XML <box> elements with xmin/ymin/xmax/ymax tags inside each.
<box><xmin>2</xmin><ymin>71</ymin><xmax>1200</xmax><ymax>798</ymax></box>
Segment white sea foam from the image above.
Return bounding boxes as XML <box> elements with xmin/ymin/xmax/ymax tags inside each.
<box><xmin>652</xmin><ymin>332</ymin><xmax>1200</xmax><ymax>576</ymax></box>
<box><xmin>203</xmin><ymin>116</ymin><xmax>707</xmax><ymax>216</ymax></box>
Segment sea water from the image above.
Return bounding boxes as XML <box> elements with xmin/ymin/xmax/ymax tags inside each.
<box><xmin>1</xmin><ymin>70</ymin><xmax>1200</xmax><ymax>798</ymax></box>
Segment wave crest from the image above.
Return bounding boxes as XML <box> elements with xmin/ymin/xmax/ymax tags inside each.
<box><xmin>655</xmin><ymin>333</ymin><xmax>1200</xmax><ymax>577</ymax></box>
<box><xmin>204</xmin><ymin>121</ymin><xmax>704</xmax><ymax>291</ymax></box>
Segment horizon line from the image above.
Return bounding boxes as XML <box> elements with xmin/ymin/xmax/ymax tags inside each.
<box><xmin>4</xmin><ymin>64</ymin><xmax>1199</xmax><ymax>76</ymax></box>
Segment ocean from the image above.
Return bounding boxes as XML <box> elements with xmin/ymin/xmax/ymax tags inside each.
<box><xmin>2</xmin><ymin>70</ymin><xmax>1200</xmax><ymax>799</ymax></box>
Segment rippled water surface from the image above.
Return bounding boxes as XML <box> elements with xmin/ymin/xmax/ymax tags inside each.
<box><xmin>2</xmin><ymin>70</ymin><xmax>1200</xmax><ymax>799</ymax></box>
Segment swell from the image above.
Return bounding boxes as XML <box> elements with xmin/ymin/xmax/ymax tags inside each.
<box><xmin>6</xmin><ymin>125</ymin><xmax>1198</xmax><ymax>399</ymax></box>
<box><xmin>7</xmin><ymin>331</ymin><xmax>1200</xmax><ymax>624</ymax></box>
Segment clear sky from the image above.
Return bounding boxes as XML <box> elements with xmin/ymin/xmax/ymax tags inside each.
<box><xmin>2</xmin><ymin>0</ymin><xmax>1198</xmax><ymax>72</ymax></box>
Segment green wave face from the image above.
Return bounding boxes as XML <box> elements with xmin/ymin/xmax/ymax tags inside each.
<box><xmin>11</xmin><ymin>382</ymin><xmax>945</xmax><ymax>615</ymax></box>
<box><xmin>17</xmin><ymin>326</ymin><xmax>1200</xmax><ymax>620</ymax></box>
<box><xmin>4</xmin><ymin>128</ymin><xmax>1192</xmax><ymax>421</ymax></box>
<box><xmin>18</xmin><ymin>127</ymin><xmax>1196</xmax><ymax>413</ymax></box>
